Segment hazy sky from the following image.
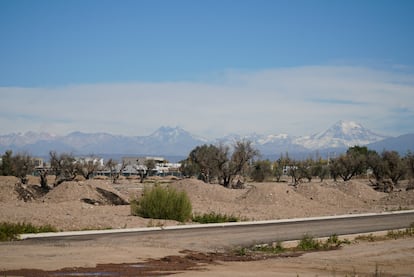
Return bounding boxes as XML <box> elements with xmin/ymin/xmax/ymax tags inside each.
<box><xmin>1</xmin><ymin>0</ymin><xmax>413</xmax><ymax>138</ymax></box>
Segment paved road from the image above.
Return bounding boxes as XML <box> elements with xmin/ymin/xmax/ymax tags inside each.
<box><xmin>21</xmin><ymin>211</ymin><xmax>414</xmax><ymax>251</ymax></box>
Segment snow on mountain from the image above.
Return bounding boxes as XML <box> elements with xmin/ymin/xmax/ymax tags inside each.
<box><xmin>213</xmin><ymin>132</ymin><xmax>308</xmax><ymax>157</ymax></box>
<box><xmin>0</xmin><ymin>131</ymin><xmax>58</xmax><ymax>147</ymax></box>
<box><xmin>257</xmin><ymin>133</ymin><xmax>290</xmax><ymax>145</ymax></box>
<box><xmin>215</xmin><ymin>133</ymin><xmax>291</xmax><ymax>146</ymax></box>
<box><xmin>138</xmin><ymin>126</ymin><xmax>208</xmax><ymax>155</ymax></box>
<box><xmin>294</xmin><ymin>120</ymin><xmax>388</xmax><ymax>150</ymax></box>
<box><xmin>62</xmin><ymin>131</ymin><xmax>124</xmax><ymax>149</ymax></box>
<box><xmin>0</xmin><ymin>121</ymin><xmax>404</xmax><ymax>157</ymax></box>
<box><xmin>148</xmin><ymin>126</ymin><xmax>208</xmax><ymax>143</ymax></box>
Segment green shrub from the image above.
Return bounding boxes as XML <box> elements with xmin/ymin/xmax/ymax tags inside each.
<box><xmin>322</xmin><ymin>234</ymin><xmax>350</xmax><ymax>249</ymax></box>
<box><xmin>0</xmin><ymin>222</ymin><xmax>57</xmax><ymax>241</ymax></box>
<box><xmin>234</xmin><ymin>247</ymin><xmax>247</xmax><ymax>256</ymax></box>
<box><xmin>192</xmin><ymin>212</ymin><xmax>240</xmax><ymax>224</ymax></box>
<box><xmin>297</xmin><ymin>234</ymin><xmax>321</xmax><ymax>251</ymax></box>
<box><xmin>131</xmin><ymin>186</ymin><xmax>192</xmax><ymax>222</ymax></box>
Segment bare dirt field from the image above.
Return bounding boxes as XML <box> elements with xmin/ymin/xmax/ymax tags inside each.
<box><xmin>1</xmin><ymin>175</ymin><xmax>414</xmax><ymax>276</ymax></box>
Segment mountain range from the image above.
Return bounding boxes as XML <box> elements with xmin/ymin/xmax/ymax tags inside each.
<box><xmin>0</xmin><ymin>121</ymin><xmax>413</xmax><ymax>161</ymax></box>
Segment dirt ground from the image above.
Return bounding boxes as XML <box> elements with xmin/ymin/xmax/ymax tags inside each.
<box><xmin>1</xmin><ymin>175</ymin><xmax>414</xmax><ymax>276</ymax></box>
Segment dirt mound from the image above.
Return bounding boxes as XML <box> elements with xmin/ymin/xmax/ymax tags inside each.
<box><xmin>378</xmin><ymin>190</ymin><xmax>414</xmax><ymax>208</ymax></box>
<box><xmin>170</xmin><ymin>178</ymin><xmax>245</xmax><ymax>203</ymax></box>
<box><xmin>236</xmin><ymin>183</ymin><xmax>328</xmax><ymax>219</ymax></box>
<box><xmin>1</xmin><ymin>176</ymin><xmax>414</xmax><ymax>231</ymax></box>
<box><xmin>296</xmin><ymin>182</ymin><xmax>365</xmax><ymax>208</ymax></box>
<box><xmin>237</xmin><ymin>183</ymin><xmax>299</xmax><ymax>204</ymax></box>
<box><xmin>170</xmin><ymin>180</ymin><xmax>332</xmax><ymax>220</ymax></box>
<box><xmin>335</xmin><ymin>180</ymin><xmax>385</xmax><ymax>202</ymax></box>
<box><xmin>42</xmin><ymin>180</ymin><xmax>129</xmax><ymax>205</ymax></box>
<box><xmin>0</xmin><ymin>176</ymin><xmax>20</xmax><ymax>202</ymax></box>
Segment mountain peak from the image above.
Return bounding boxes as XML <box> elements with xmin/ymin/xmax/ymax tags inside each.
<box><xmin>334</xmin><ymin>120</ymin><xmax>364</xmax><ymax>134</ymax></box>
<box><xmin>295</xmin><ymin>120</ymin><xmax>388</xmax><ymax>149</ymax></box>
<box><xmin>150</xmin><ymin>126</ymin><xmax>187</xmax><ymax>137</ymax></box>
<box><xmin>0</xmin><ymin>122</ymin><xmax>406</xmax><ymax>157</ymax></box>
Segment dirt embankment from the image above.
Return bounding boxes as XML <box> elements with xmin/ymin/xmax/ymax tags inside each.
<box><xmin>1</xmin><ymin>176</ymin><xmax>414</xmax><ymax>276</ymax></box>
<box><xmin>1</xmin><ymin>176</ymin><xmax>413</xmax><ymax>231</ymax></box>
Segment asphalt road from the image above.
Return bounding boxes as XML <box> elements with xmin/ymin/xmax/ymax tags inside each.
<box><xmin>21</xmin><ymin>211</ymin><xmax>414</xmax><ymax>251</ymax></box>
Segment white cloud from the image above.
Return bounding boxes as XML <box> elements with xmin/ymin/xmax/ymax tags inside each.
<box><xmin>1</xmin><ymin>65</ymin><xmax>413</xmax><ymax>138</ymax></box>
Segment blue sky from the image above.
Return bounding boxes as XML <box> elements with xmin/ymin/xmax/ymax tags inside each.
<box><xmin>1</xmin><ymin>0</ymin><xmax>413</xmax><ymax>138</ymax></box>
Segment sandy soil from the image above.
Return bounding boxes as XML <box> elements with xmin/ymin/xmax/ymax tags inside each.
<box><xmin>1</xmin><ymin>176</ymin><xmax>414</xmax><ymax>276</ymax></box>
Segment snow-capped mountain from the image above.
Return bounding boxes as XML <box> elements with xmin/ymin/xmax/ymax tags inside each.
<box><xmin>147</xmin><ymin>126</ymin><xmax>207</xmax><ymax>144</ymax></box>
<box><xmin>0</xmin><ymin>121</ymin><xmax>410</xmax><ymax>158</ymax></box>
<box><xmin>213</xmin><ymin>132</ymin><xmax>307</xmax><ymax>155</ymax></box>
<box><xmin>0</xmin><ymin>126</ymin><xmax>208</xmax><ymax>157</ymax></box>
<box><xmin>139</xmin><ymin>126</ymin><xmax>208</xmax><ymax>155</ymax></box>
<box><xmin>0</xmin><ymin>131</ymin><xmax>58</xmax><ymax>147</ymax></box>
<box><xmin>294</xmin><ymin>120</ymin><xmax>388</xmax><ymax>150</ymax></box>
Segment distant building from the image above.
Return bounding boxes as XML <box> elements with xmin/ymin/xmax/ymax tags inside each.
<box><xmin>122</xmin><ymin>156</ymin><xmax>165</xmax><ymax>166</ymax></box>
<box><xmin>75</xmin><ymin>156</ymin><xmax>104</xmax><ymax>167</ymax></box>
<box><xmin>121</xmin><ymin>156</ymin><xmax>181</xmax><ymax>177</ymax></box>
<box><xmin>32</xmin><ymin>157</ymin><xmax>44</xmax><ymax>169</ymax></box>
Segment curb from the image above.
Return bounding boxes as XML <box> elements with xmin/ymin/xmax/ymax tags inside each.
<box><xmin>19</xmin><ymin>209</ymin><xmax>414</xmax><ymax>240</ymax></box>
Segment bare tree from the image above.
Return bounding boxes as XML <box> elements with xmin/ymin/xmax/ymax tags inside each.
<box><xmin>37</xmin><ymin>168</ymin><xmax>49</xmax><ymax>190</ymax></box>
<box><xmin>105</xmin><ymin>159</ymin><xmax>127</xmax><ymax>184</ymax></box>
<box><xmin>12</xmin><ymin>152</ymin><xmax>34</xmax><ymax>184</ymax></box>
<box><xmin>185</xmin><ymin>140</ymin><xmax>259</xmax><ymax>188</ymax></box>
<box><xmin>366</xmin><ymin>150</ymin><xmax>386</xmax><ymax>182</ymax></box>
<box><xmin>382</xmin><ymin>150</ymin><xmax>406</xmax><ymax>186</ymax></box>
<box><xmin>272</xmin><ymin>160</ymin><xmax>284</xmax><ymax>182</ymax></box>
<box><xmin>288</xmin><ymin>161</ymin><xmax>302</xmax><ymax>185</ymax></box>
<box><xmin>219</xmin><ymin>140</ymin><xmax>259</xmax><ymax>188</ymax></box>
<box><xmin>134</xmin><ymin>159</ymin><xmax>156</xmax><ymax>183</ymax></box>
<box><xmin>76</xmin><ymin>156</ymin><xmax>101</xmax><ymax>180</ymax></box>
<box><xmin>49</xmin><ymin>151</ymin><xmax>77</xmax><ymax>187</ymax></box>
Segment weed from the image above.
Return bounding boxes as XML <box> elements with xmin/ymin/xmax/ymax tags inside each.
<box><xmin>192</xmin><ymin>212</ymin><xmax>240</xmax><ymax>224</ymax></box>
<box><xmin>0</xmin><ymin>222</ymin><xmax>57</xmax><ymax>241</ymax></box>
<box><xmin>386</xmin><ymin>224</ymin><xmax>414</xmax><ymax>239</ymax></box>
<box><xmin>325</xmin><ymin>233</ymin><xmax>340</xmax><ymax>245</ymax></box>
<box><xmin>357</xmin><ymin>223</ymin><xmax>414</xmax><ymax>242</ymax></box>
<box><xmin>297</xmin><ymin>234</ymin><xmax>321</xmax><ymax>251</ymax></box>
<box><xmin>355</xmin><ymin>233</ymin><xmax>377</xmax><ymax>242</ymax></box>
<box><xmin>252</xmin><ymin>241</ymin><xmax>285</xmax><ymax>254</ymax></box>
<box><xmin>323</xmin><ymin>234</ymin><xmax>351</xmax><ymax>249</ymax></box>
<box><xmin>234</xmin><ymin>247</ymin><xmax>247</xmax><ymax>256</ymax></box>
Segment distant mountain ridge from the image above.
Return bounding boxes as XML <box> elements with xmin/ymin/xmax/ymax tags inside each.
<box><xmin>293</xmin><ymin>120</ymin><xmax>388</xmax><ymax>150</ymax></box>
<box><xmin>0</xmin><ymin>121</ymin><xmax>412</xmax><ymax>159</ymax></box>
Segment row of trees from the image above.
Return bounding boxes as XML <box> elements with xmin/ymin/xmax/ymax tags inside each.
<box><xmin>2</xmin><ymin>143</ymin><xmax>414</xmax><ymax>191</ymax></box>
<box><xmin>0</xmin><ymin>151</ymin><xmax>102</xmax><ymax>189</ymax></box>
<box><xmin>181</xmin><ymin>142</ymin><xmax>414</xmax><ymax>191</ymax></box>
<box><xmin>0</xmin><ymin>151</ymin><xmax>157</xmax><ymax>189</ymax></box>
<box><xmin>250</xmin><ymin>147</ymin><xmax>414</xmax><ymax>191</ymax></box>
<box><xmin>329</xmin><ymin>146</ymin><xmax>414</xmax><ymax>191</ymax></box>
